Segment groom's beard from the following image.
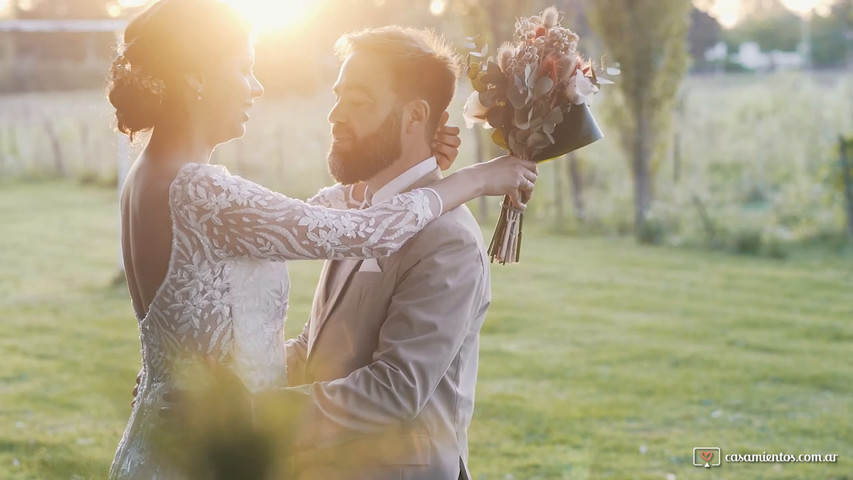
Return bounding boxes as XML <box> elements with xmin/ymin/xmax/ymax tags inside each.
<box><xmin>327</xmin><ymin>108</ymin><xmax>402</xmax><ymax>185</ymax></box>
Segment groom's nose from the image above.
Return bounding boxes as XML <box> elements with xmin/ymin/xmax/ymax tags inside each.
<box><xmin>328</xmin><ymin>99</ymin><xmax>346</xmax><ymax>125</ymax></box>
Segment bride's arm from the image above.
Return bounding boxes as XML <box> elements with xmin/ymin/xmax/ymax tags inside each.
<box><xmin>173</xmin><ymin>164</ymin><xmax>438</xmax><ymax>261</ymax></box>
<box><xmin>172</xmin><ymin>160</ymin><xmax>536</xmax><ymax>262</ymax></box>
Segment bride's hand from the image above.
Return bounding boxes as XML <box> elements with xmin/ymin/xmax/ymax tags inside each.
<box><xmin>426</xmin><ymin>154</ymin><xmax>537</xmax><ymax>217</ymax></box>
<box><xmin>433</xmin><ymin>112</ymin><xmax>461</xmax><ymax>171</ymax></box>
<box><xmin>473</xmin><ymin>155</ymin><xmax>538</xmax><ymax>210</ymax></box>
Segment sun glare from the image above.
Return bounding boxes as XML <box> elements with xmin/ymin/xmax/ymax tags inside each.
<box><xmin>107</xmin><ymin>3</ymin><xmax>123</xmax><ymax>17</ymax></box>
<box><xmin>705</xmin><ymin>0</ymin><xmax>834</xmax><ymax>28</ymax></box>
<box><xmin>429</xmin><ymin>0</ymin><xmax>447</xmax><ymax>16</ymax></box>
<box><xmin>224</xmin><ymin>0</ymin><xmax>314</xmax><ymax>33</ymax></box>
<box><xmin>708</xmin><ymin>0</ymin><xmax>740</xmax><ymax>28</ymax></box>
<box><xmin>780</xmin><ymin>0</ymin><xmax>831</xmax><ymax>16</ymax></box>
<box><xmin>118</xmin><ymin>0</ymin><xmax>150</xmax><ymax>7</ymax></box>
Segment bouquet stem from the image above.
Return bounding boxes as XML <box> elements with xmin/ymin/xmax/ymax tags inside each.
<box><xmin>488</xmin><ymin>195</ymin><xmax>525</xmax><ymax>264</ymax></box>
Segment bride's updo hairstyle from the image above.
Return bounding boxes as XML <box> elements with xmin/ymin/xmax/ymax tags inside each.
<box><xmin>108</xmin><ymin>0</ymin><xmax>250</xmax><ymax>140</ymax></box>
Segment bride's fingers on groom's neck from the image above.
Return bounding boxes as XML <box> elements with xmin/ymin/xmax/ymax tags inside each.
<box><xmin>439</xmin><ymin>111</ymin><xmax>450</xmax><ymax>129</ymax></box>
<box><xmin>434</xmin><ymin>146</ymin><xmax>455</xmax><ymax>170</ymax></box>
<box><xmin>439</xmin><ymin>125</ymin><xmax>461</xmax><ymax>138</ymax></box>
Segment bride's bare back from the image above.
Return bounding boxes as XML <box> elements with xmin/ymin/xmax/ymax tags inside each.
<box><xmin>120</xmin><ymin>157</ymin><xmax>184</xmax><ymax>319</ymax></box>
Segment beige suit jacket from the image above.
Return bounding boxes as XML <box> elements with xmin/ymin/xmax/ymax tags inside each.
<box><xmin>282</xmin><ymin>168</ymin><xmax>491</xmax><ymax>480</ymax></box>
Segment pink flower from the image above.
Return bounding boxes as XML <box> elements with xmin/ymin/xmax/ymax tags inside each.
<box><xmin>538</xmin><ymin>54</ymin><xmax>559</xmax><ymax>84</ymax></box>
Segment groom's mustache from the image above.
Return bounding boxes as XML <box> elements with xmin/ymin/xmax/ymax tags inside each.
<box><xmin>331</xmin><ymin>123</ymin><xmax>356</xmax><ymax>141</ymax></box>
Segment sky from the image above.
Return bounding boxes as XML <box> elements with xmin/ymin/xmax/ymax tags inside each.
<box><xmin>706</xmin><ymin>0</ymin><xmax>837</xmax><ymax>28</ymax></box>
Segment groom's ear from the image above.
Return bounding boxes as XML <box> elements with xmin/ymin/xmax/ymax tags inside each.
<box><xmin>403</xmin><ymin>99</ymin><xmax>430</xmax><ymax>134</ymax></box>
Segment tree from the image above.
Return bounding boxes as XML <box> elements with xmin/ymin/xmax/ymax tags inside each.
<box><xmin>588</xmin><ymin>0</ymin><xmax>691</xmax><ymax>241</ymax></box>
<box><xmin>688</xmin><ymin>6</ymin><xmax>721</xmax><ymax>70</ymax></box>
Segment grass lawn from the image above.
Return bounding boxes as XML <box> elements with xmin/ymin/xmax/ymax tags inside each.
<box><xmin>1</xmin><ymin>180</ymin><xmax>851</xmax><ymax>480</ymax></box>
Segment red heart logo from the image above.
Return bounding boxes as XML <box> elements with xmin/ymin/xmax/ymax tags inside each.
<box><xmin>700</xmin><ymin>450</ymin><xmax>714</xmax><ymax>462</ymax></box>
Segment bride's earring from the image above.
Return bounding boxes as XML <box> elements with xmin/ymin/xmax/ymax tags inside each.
<box><xmin>196</xmin><ymin>90</ymin><xmax>203</xmax><ymax>101</ymax></box>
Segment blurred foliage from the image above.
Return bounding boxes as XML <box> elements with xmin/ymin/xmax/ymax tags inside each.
<box><xmin>152</xmin><ymin>361</ymin><xmax>300</xmax><ymax>480</ymax></box>
<box><xmin>723</xmin><ymin>0</ymin><xmax>801</xmax><ymax>51</ymax></box>
<box><xmin>723</xmin><ymin>0</ymin><xmax>853</xmax><ymax>68</ymax></box>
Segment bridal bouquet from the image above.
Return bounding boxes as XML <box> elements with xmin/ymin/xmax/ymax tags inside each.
<box><xmin>463</xmin><ymin>6</ymin><xmax>615</xmax><ymax>264</ymax></box>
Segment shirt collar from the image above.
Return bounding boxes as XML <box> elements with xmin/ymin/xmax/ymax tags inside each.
<box><xmin>368</xmin><ymin>156</ymin><xmax>438</xmax><ymax>205</ymax></box>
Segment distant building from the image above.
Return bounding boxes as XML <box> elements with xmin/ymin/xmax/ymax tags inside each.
<box><xmin>734</xmin><ymin>42</ymin><xmax>772</xmax><ymax>71</ymax></box>
<box><xmin>704</xmin><ymin>41</ymin><xmax>805</xmax><ymax>72</ymax></box>
<box><xmin>704</xmin><ymin>41</ymin><xmax>727</xmax><ymax>63</ymax></box>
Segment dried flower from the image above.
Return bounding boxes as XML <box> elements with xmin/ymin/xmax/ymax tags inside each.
<box><xmin>542</xmin><ymin>6</ymin><xmax>560</xmax><ymax>28</ymax></box>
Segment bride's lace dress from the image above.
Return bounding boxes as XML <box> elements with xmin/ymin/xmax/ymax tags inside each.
<box><xmin>109</xmin><ymin>163</ymin><xmax>438</xmax><ymax>479</ymax></box>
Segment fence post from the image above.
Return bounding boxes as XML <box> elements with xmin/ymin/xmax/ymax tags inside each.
<box><xmin>840</xmin><ymin>135</ymin><xmax>853</xmax><ymax>242</ymax></box>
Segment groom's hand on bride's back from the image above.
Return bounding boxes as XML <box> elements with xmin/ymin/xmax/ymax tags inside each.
<box><xmin>433</xmin><ymin>111</ymin><xmax>461</xmax><ymax>171</ymax></box>
<box><xmin>131</xmin><ymin>369</ymin><xmax>142</xmax><ymax>407</ymax></box>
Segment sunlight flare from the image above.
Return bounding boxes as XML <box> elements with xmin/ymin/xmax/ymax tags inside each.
<box><xmin>118</xmin><ymin>0</ymin><xmax>149</xmax><ymax>7</ymax></box>
<box><xmin>708</xmin><ymin>0</ymin><xmax>740</xmax><ymax>28</ymax></box>
<box><xmin>780</xmin><ymin>0</ymin><xmax>834</xmax><ymax>16</ymax></box>
<box><xmin>429</xmin><ymin>0</ymin><xmax>446</xmax><ymax>17</ymax></box>
<box><xmin>224</xmin><ymin>0</ymin><xmax>314</xmax><ymax>33</ymax></box>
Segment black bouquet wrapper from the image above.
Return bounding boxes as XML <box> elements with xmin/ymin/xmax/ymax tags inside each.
<box><xmin>532</xmin><ymin>102</ymin><xmax>603</xmax><ymax>162</ymax></box>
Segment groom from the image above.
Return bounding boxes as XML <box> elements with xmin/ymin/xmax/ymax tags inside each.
<box><xmin>273</xmin><ymin>27</ymin><xmax>491</xmax><ymax>480</ymax></box>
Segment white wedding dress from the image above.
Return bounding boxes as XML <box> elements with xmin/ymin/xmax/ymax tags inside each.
<box><xmin>109</xmin><ymin>162</ymin><xmax>439</xmax><ymax>479</ymax></box>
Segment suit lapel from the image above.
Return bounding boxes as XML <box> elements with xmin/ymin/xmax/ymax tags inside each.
<box><xmin>306</xmin><ymin>167</ymin><xmax>443</xmax><ymax>359</ymax></box>
<box><xmin>307</xmin><ymin>260</ymin><xmax>333</xmax><ymax>348</ymax></box>
<box><xmin>307</xmin><ymin>258</ymin><xmax>362</xmax><ymax>357</ymax></box>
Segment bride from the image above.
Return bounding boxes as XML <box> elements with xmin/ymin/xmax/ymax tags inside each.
<box><xmin>107</xmin><ymin>0</ymin><xmax>537</xmax><ymax>478</ymax></box>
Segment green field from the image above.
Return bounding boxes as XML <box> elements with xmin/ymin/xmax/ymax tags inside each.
<box><xmin>1</xmin><ymin>180</ymin><xmax>852</xmax><ymax>480</ymax></box>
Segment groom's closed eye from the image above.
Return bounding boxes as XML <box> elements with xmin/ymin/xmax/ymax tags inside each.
<box><xmin>340</xmin><ymin>93</ymin><xmax>371</xmax><ymax>107</ymax></box>
<box><xmin>334</xmin><ymin>85</ymin><xmax>374</xmax><ymax>105</ymax></box>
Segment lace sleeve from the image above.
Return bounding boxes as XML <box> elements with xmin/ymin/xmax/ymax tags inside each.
<box><xmin>172</xmin><ymin>163</ymin><xmax>439</xmax><ymax>261</ymax></box>
<box><xmin>305</xmin><ymin>183</ymin><xmax>361</xmax><ymax>209</ymax></box>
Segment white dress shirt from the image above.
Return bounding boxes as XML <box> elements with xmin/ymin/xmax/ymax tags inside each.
<box><xmin>356</xmin><ymin>156</ymin><xmax>439</xmax><ymax>273</ymax></box>
<box><xmin>367</xmin><ymin>156</ymin><xmax>439</xmax><ymax>206</ymax></box>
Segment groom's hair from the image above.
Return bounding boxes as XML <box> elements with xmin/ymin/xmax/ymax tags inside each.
<box><xmin>335</xmin><ymin>26</ymin><xmax>460</xmax><ymax>138</ymax></box>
